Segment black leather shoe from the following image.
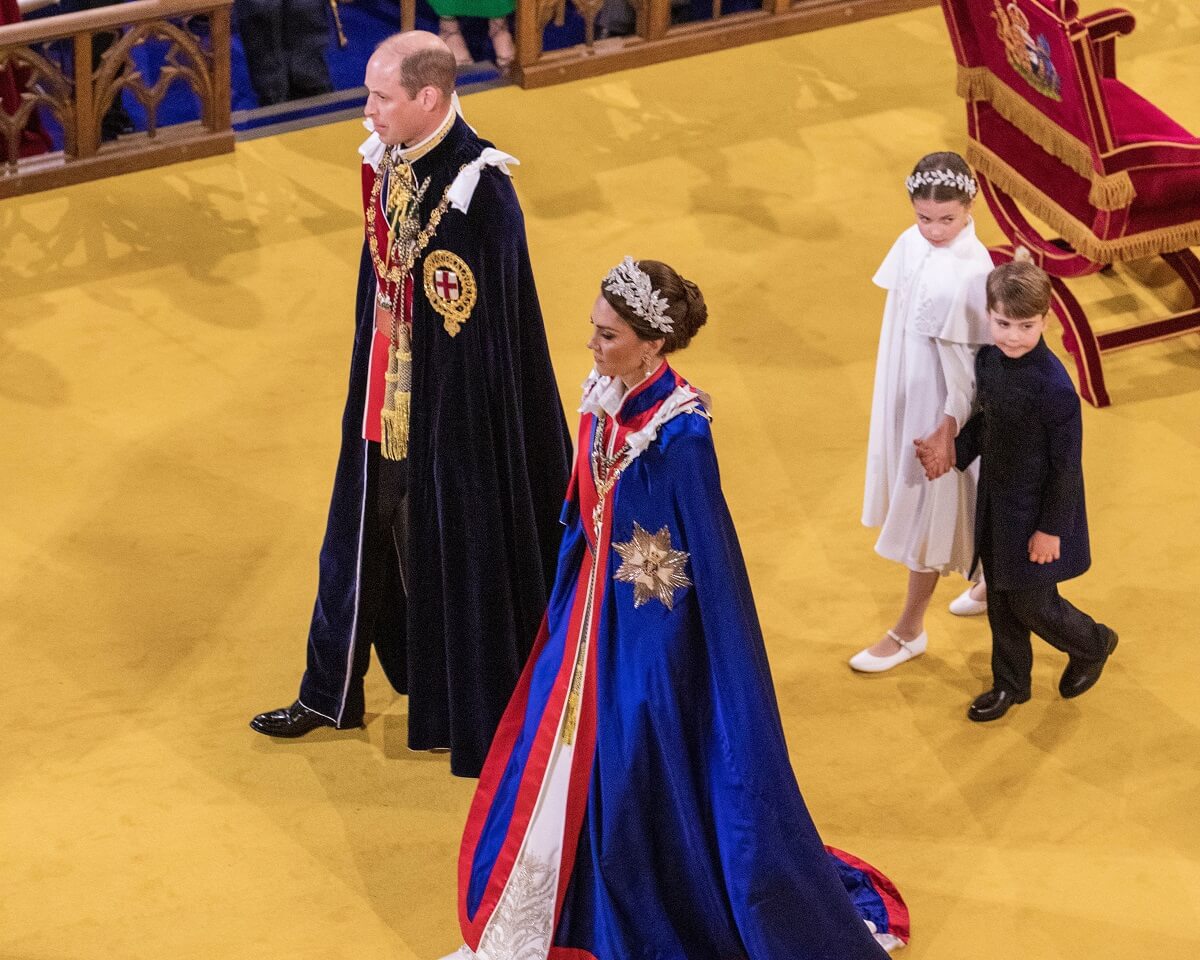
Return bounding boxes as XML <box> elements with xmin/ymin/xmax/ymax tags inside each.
<box><xmin>1059</xmin><ymin>627</ymin><xmax>1119</xmax><ymax>699</ymax></box>
<box><xmin>967</xmin><ymin>688</ymin><xmax>1029</xmax><ymax>722</ymax></box>
<box><xmin>250</xmin><ymin>700</ymin><xmax>336</xmax><ymax>738</ymax></box>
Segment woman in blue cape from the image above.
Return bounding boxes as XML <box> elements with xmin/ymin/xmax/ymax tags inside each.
<box><xmin>445</xmin><ymin>258</ymin><xmax>909</xmax><ymax>960</ymax></box>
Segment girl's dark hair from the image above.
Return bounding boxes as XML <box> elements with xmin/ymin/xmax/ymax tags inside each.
<box><xmin>600</xmin><ymin>259</ymin><xmax>708</xmax><ymax>354</ymax></box>
<box><xmin>907</xmin><ymin>151</ymin><xmax>976</xmax><ymax>205</ymax></box>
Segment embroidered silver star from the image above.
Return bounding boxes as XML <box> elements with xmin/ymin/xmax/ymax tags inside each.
<box><xmin>613</xmin><ymin>522</ymin><xmax>691</xmax><ymax>610</ymax></box>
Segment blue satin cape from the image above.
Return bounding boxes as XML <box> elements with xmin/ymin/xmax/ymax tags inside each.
<box><xmin>455</xmin><ymin>364</ymin><xmax>905</xmax><ymax>960</ymax></box>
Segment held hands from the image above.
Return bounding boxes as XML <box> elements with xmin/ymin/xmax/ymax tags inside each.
<box><xmin>913</xmin><ymin>436</ymin><xmax>951</xmax><ymax>479</ymax></box>
<box><xmin>913</xmin><ymin>418</ymin><xmax>957</xmax><ymax>481</ymax></box>
<box><xmin>1028</xmin><ymin>531</ymin><xmax>1061</xmax><ymax>564</ymax></box>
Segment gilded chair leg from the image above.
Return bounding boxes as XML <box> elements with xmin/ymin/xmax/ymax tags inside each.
<box><xmin>1048</xmin><ymin>276</ymin><xmax>1110</xmax><ymax>408</ymax></box>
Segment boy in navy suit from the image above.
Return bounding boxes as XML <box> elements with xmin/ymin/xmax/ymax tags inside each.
<box><xmin>917</xmin><ymin>258</ymin><xmax>1118</xmax><ymax>721</ymax></box>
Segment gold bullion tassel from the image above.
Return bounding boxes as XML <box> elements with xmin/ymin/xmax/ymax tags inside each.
<box><xmin>381</xmin><ymin>323</ymin><xmax>413</xmax><ymax>461</ymax></box>
<box><xmin>561</xmin><ymin>646</ymin><xmax>586</xmax><ymax>745</ymax></box>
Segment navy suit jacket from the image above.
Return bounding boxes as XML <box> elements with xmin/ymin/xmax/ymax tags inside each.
<box><xmin>955</xmin><ymin>338</ymin><xmax>1091</xmax><ymax>591</ymax></box>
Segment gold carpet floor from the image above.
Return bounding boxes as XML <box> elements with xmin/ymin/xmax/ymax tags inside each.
<box><xmin>4</xmin><ymin>3</ymin><xmax>1200</xmax><ymax>958</ymax></box>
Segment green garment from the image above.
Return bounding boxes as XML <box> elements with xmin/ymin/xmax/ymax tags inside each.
<box><xmin>428</xmin><ymin>0</ymin><xmax>514</xmax><ymax>16</ymax></box>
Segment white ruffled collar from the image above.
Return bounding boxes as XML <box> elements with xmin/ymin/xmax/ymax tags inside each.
<box><xmin>579</xmin><ymin>370</ymin><xmax>628</xmax><ymax>419</ymax></box>
<box><xmin>579</xmin><ymin>367</ymin><xmax>705</xmax><ymax>462</ymax></box>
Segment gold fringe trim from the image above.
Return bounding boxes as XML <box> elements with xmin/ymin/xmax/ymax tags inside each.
<box><xmin>381</xmin><ymin>389</ymin><xmax>411</xmax><ymax>461</ymax></box>
<box><xmin>957</xmin><ymin>66</ymin><xmax>1135</xmax><ymax>212</ymax></box>
<box><xmin>968</xmin><ymin>142</ymin><xmax>1200</xmax><ymax>263</ymax></box>
<box><xmin>957</xmin><ymin>66</ymin><xmax>1094</xmax><ymax>178</ymax></box>
<box><xmin>1088</xmin><ymin>170</ymin><xmax>1135</xmax><ymax>210</ymax></box>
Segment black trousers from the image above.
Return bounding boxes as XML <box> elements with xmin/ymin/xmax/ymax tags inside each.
<box><xmin>235</xmin><ymin>0</ymin><xmax>332</xmax><ymax>105</ymax></box>
<box><xmin>984</xmin><ymin>577</ymin><xmax>1108</xmax><ymax>698</ymax></box>
<box><xmin>300</xmin><ymin>442</ymin><xmax>409</xmax><ymax>726</ymax></box>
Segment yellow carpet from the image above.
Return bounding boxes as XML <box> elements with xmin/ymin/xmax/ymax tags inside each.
<box><xmin>3</xmin><ymin>3</ymin><xmax>1200</xmax><ymax>958</ymax></box>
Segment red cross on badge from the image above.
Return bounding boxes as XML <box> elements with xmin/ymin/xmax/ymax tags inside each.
<box><xmin>423</xmin><ymin>250</ymin><xmax>476</xmax><ymax>338</ymax></box>
<box><xmin>434</xmin><ymin>269</ymin><xmax>460</xmax><ymax>301</ymax></box>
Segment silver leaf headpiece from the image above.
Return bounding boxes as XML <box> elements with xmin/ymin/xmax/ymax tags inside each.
<box><xmin>905</xmin><ymin>169</ymin><xmax>978</xmax><ymax>198</ymax></box>
<box><xmin>603</xmin><ymin>256</ymin><xmax>674</xmax><ymax>335</ymax></box>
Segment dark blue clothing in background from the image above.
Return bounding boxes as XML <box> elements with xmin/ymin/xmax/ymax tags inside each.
<box><xmin>235</xmin><ymin>0</ymin><xmax>332</xmax><ymax>105</ymax></box>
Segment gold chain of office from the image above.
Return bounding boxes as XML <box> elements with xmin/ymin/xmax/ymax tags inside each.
<box><xmin>589</xmin><ymin>413</ymin><xmax>636</xmax><ymax>539</ymax></box>
<box><xmin>366</xmin><ymin>149</ymin><xmax>460</xmax><ymax>284</ymax></box>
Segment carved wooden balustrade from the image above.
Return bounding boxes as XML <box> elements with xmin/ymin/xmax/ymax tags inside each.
<box><xmin>508</xmin><ymin>0</ymin><xmax>936</xmax><ymax>87</ymax></box>
<box><xmin>0</xmin><ymin>0</ymin><xmax>232</xmax><ymax>198</ymax></box>
<box><xmin>394</xmin><ymin>0</ymin><xmax>935</xmax><ymax>87</ymax></box>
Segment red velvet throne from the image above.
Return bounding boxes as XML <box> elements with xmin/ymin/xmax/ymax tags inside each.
<box><xmin>940</xmin><ymin>0</ymin><xmax>1200</xmax><ymax>406</ymax></box>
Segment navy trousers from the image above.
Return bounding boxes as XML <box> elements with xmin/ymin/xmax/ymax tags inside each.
<box><xmin>984</xmin><ymin>575</ymin><xmax>1108</xmax><ymax>698</ymax></box>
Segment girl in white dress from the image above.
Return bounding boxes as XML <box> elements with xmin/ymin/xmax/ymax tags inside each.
<box><xmin>850</xmin><ymin>153</ymin><xmax>994</xmax><ymax>673</ymax></box>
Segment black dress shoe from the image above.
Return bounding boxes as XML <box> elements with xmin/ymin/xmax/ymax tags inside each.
<box><xmin>1059</xmin><ymin>627</ymin><xmax>1119</xmax><ymax>699</ymax></box>
<box><xmin>250</xmin><ymin>700</ymin><xmax>336</xmax><ymax>738</ymax></box>
<box><xmin>967</xmin><ymin>688</ymin><xmax>1029</xmax><ymax>722</ymax></box>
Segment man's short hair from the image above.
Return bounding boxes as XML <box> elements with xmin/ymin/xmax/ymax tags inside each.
<box><xmin>395</xmin><ymin>46</ymin><xmax>456</xmax><ymax>99</ymax></box>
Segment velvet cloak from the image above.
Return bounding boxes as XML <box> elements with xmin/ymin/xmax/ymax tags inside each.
<box><xmin>300</xmin><ymin>117</ymin><xmax>572</xmax><ymax>778</ymax></box>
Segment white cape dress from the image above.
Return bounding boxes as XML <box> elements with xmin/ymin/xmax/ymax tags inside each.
<box><xmin>862</xmin><ymin>221</ymin><xmax>993</xmax><ymax>575</ymax></box>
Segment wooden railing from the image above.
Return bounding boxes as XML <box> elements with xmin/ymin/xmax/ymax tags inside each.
<box><xmin>397</xmin><ymin>0</ymin><xmax>934</xmax><ymax>88</ymax></box>
<box><xmin>510</xmin><ymin>0</ymin><xmax>936</xmax><ymax>87</ymax></box>
<box><xmin>2</xmin><ymin>0</ymin><xmax>930</xmax><ymax>197</ymax></box>
<box><xmin>0</xmin><ymin>0</ymin><xmax>232</xmax><ymax>198</ymax></box>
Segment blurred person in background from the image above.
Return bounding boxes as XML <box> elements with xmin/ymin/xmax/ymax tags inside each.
<box><xmin>234</xmin><ymin>0</ymin><xmax>332</xmax><ymax>105</ymax></box>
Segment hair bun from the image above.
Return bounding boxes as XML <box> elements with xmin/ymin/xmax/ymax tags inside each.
<box><xmin>601</xmin><ymin>259</ymin><xmax>709</xmax><ymax>353</ymax></box>
<box><xmin>677</xmin><ymin>277</ymin><xmax>708</xmax><ymax>340</ymax></box>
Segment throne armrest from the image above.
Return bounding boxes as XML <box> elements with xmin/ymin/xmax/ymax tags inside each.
<box><xmin>1104</xmin><ymin>139</ymin><xmax>1200</xmax><ymax>176</ymax></box>
<box><xmin>1080</xmin><ymin>8</ymin><xmax>1136</xmax><ymax>78</ymax></box>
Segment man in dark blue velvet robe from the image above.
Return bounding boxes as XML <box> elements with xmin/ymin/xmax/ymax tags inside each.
<box><xmin>251</xmin><ymin>32</ymin><xmax>571</xmax><ymax>778</ymax></box>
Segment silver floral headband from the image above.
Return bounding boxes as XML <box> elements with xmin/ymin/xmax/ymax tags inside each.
<box><xmin>603</xmin><ymin>256</ymin><xmax>674</xmax><ymax>335</ymax></box>
<box><xmin>905</xmin><ymin>169</ymin><xmax>978</xmax><ymax>198</ymax></box>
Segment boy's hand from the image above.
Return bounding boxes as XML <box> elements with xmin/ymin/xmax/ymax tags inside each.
<box><xmin>1028</xmin><ymin>531</ymin><xmax>1061</xmax><ymax>564</ymax></box>
<box><xmin>914</xmin><ymin>429</ymin><xmax>953</xmax><ymax>480</ymax></box>
<box><xmin>913</xmin><ymin>438</ymin><xmax>945</xmax><ymax>479</ymax></box>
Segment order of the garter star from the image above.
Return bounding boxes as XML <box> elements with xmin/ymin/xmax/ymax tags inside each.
<box><xmin>613</xmin><ymin>523</ymin><xmax>692</xmax><ymax>610</ymax></box>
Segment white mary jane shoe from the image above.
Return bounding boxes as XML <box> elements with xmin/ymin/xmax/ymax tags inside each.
<box><xmin>948</xmin><ymin>587</ymin><xmax>987</xmax><ymax>616</ymax></box>
<box><xmin>848</xmin><ymin>630</ymin><xmax>928</xmax><ymax>673</ymax></box>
